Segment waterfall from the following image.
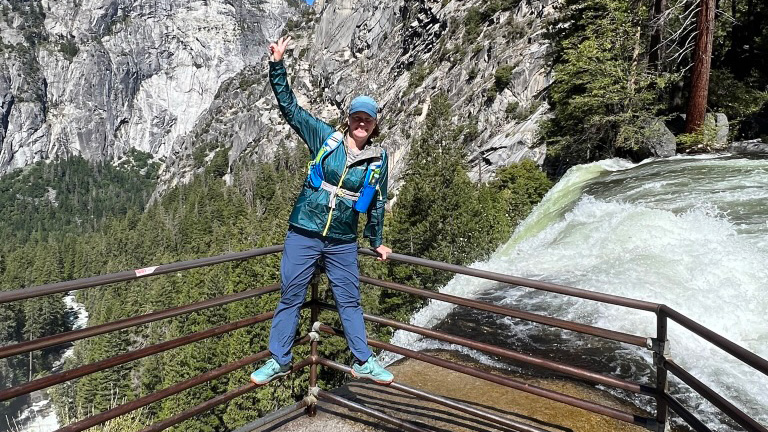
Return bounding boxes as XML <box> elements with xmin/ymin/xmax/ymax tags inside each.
<box><xmin>14</xmin><ymin>293</ymin><xmax>88</xmax><ymax>432</ymax></box>
<box><xmin>387</xmin><ymin>155</ymin><xmax>768</xmax><ymax>430</ymax></box>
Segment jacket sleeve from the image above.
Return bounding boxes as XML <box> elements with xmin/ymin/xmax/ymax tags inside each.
<box><xmin>364</xmin><ymin>150</ymin><xmax>388</xmax><ymax>248</ymax></box>
<box><xmin>269</xmin><ymin>60</ymin><xmax>328</xmax><ymax>157</ymax></box>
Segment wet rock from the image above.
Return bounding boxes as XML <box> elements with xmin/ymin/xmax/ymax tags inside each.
<box><xmin>628</xmin><ymin>118</ymin><xmax>677</xmax><ymax>161</ymax></box>
<box><xmin>729</xmin><ymin>139</ymin><xmax>768</xmax><ymax>155</ymax></box>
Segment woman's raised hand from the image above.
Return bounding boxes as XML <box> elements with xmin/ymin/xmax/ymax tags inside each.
<box><xmin>269</xmin><ymin>36</ymin><xmax>292</xmax><ymax>62</ymax></box>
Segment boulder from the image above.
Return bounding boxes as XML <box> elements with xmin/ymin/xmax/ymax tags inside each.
<box><xmin>626</xmin><ymin>118</ymin><xmax>676</xmax><ymax>161</ymax></box>
<box><xmin>713</xmin><ymin>113</ymin><xmax>729</xmax><ymax>147</ymax></box>
<box><xmin>729</xmin><ymin>139</ymin><xmax>768</xmax><ymax>155</ymax></box>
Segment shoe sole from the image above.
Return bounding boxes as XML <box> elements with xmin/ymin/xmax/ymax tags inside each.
<box><xmin>250</xmin><ymin>370</ymin><xmax>291</xmax><ymax>385</ymax></box>
<box><xmin>350</xmin><ymin>369</ymin><xmax>393</xmax><ymax>385</ymax></box>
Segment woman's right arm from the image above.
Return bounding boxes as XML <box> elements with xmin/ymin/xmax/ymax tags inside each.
<box><xmin>268</xmin><ymin>37</ymin><xmax>328</xmax><ymax>156</ymax></box>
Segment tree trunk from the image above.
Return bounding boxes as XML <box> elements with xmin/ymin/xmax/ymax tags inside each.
<box><xmin>685</xmin><ymin>0</ymin><xmax>716</xmax><ymax>133</ymax></box>
<box><xmin>649</xmin><ymin>0</ymin><xmax>667</xmax><ymax>70</ymax></box>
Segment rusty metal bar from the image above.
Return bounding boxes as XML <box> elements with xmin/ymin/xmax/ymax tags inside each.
<box><xmin>359</xmin><ymin>276</ymin><xmax>649</xmax><ymax>347</ymax></box>
<box><xmin>663</xmin><ymin>393</ymin><xmax>713</xmax><ymax>432</ymax></box>
<box><xmin>0</xmin><ymin>312</ymin><xmax>275</xmax><ymax>402</ymax></box>
<box><xmin>318</xmin><ymin>358</ymin><xmax>550</xmax><ymax>432</ymax></box>
<box><xmin>358</xmin><ymin>249</ymin><xmax>660</xmax><ymax>312</ymax></box>
<box><xmin>664</xmin><ymin>359</ymin><xmax>768</xmax><ymax>432</ymax></box>
<box><xmin>653</xmin><ymin>307</ymin><xmax>670</xmax><ymax>432</ymax></box>
<box><xmin>0</xmin><ymin>245</ymin><xmax>283</xmax><ymax>304</ymax></box>
<box><xmin>326</xmin><ymin>306</ymin><xmax>652</xmax><ymax>396</ymax></box>
<box><xmin>316</xmin><ymin>389</ymin><xmax>432</xmax><ymax>432</ymax></box>
<box><xmin>138</xmin><ymin>358</ymin><xmax>313</xmax><ymax>432</ymax></box>
<box><xmin>230</xmin><ymin>399</ymin><xmax>309</xmax><ymax>432</ymax></box>
<box><xmin>53</xmin><ymin>338</ymin><xmax>308</xmax><ymax>432</ymax></box>
<box><xmin>308</xmin><ymin>273</ymin><xmax>321</xmax><ymax>417</ymax></box>
<box><xmin>318</xmin><ymin>325</ymin><xmax>655</xmax><ymax>429</ymax></box>
<box><xmin>0</xmin><ymin>284</ymin><xmax>280</xmax><ymax>360</ymax></box>
<box><xmin>662</xmin><ymin>305</ymin><xmax>768</xmax><ymax>376</ymax></box>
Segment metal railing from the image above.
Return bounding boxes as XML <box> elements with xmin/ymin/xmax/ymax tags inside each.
<box><xmin>0</xmin><ymin>245</ymin><xmax>765</xmax><ymax>432</ymax></box>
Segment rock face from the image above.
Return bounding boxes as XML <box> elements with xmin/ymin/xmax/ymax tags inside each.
<box><xmin>0</xmin><ymin>0</ymin><xmax>555</xmax><ymax>192</ymax></box>
<box><xmin>0</xmin><ymin>0</ymin><xmax>290</xmax><ymax>174</ymax></box>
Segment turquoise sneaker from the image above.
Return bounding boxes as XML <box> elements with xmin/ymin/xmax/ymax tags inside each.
<box><xmin>250</xmin><ymin>358</ymin><xmax>291</xmax><ymax>385</ymax></box>
<box><xmin>351</xmin><ymin>355</ymin><xmax>394</xmax><ymax>384</ymax></box>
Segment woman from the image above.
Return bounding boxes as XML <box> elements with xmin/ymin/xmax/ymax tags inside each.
<box><xmin>250</xmin><ymin>36</ymin><xmax>394</xmax><ymax>385</ymax></box>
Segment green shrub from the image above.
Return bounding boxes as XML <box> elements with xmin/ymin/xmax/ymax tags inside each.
<box><xmin>58</xmin><ymin>39</ymin><xmax>79</xmax><ymax>61</ymax></box>
<box><xmin>485</xmin><ymin>86</ymin><xmax>498</xmax><ymax>101</ymax></box>
<box><xmin>494</xmin><ymin>64</ymin><xmax>517</xmax><ymax>91</ymax></box>
<box><xmin>405</xmin><ymin>63</ymin><xmax>434</xmax><ymax>95</ymax></box>
<box><xmin>463</xmin><ymin>7</ymin><xmax>486</xmax><ymax>42</ymax></box>
<box><xmin>505</xmin><ymin>101</ymin><xmax>520</xmax><ymax>116</ymax></box>
<box><xmin>676</xmin><ymin>118</ymin><xmax>722</xmax><ymax>152</ymax></box>
<box><xmin>491</xmin><ymin>160</ymin><xmax>552</xmax><ymax>224</ymax></box>
<box><xmin>467</xmin><ymin>66</ymin><xmax>479</xmax><ymax>81</ymax></box>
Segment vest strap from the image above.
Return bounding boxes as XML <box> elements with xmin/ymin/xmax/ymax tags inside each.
<box><xmin>320</xmin><ymin>181</ymin><xmax>359</xmax><ymax>209</ymax></box>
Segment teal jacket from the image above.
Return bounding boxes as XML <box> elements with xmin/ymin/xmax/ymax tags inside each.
<box><xmin>269</xmin><ymin>60</ymin><xmax>388</xmax><ymax>247</ymax></box>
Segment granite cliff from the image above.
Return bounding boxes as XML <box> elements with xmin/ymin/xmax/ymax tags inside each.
<box><xmin>0</xmin><ymin>0</ymin><xmax>555</xmax><ymax>192</ymax></box>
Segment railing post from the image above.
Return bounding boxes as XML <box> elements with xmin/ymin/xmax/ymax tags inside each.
<box><xmin>306</xmin><ymin>269</ymin><xmax>321</xmax><ymax>418</ymax></box>
<box><xmin>653</xmin><ymin>307</ymin><xmax>670</xmax><ymax>432</ymax></box>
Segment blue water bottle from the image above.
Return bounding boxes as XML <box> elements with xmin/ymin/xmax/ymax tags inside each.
<box><xmin>354</xmin><ymin>165</ymin><xmax>381</xmax><ymax>212</ymax></box>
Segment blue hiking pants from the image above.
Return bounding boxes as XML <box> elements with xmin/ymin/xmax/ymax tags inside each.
<box><xmin>268</xmin><ymin>228</ymin><xmax>373</xmax><ymax>366</ymax></box>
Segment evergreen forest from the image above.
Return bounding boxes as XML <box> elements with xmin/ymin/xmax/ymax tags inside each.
<box><xmin>542</xmin><ymin>0</ymin><xmax>768</xmax><ymax>173</ymax></box>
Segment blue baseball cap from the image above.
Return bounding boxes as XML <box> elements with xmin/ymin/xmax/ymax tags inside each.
<box><xmin>348</xmin><ymin>95</ymin><xmax>378</xmax><ymax>119</ymax></box>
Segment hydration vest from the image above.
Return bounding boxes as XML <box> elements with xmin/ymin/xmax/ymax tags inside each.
<box><xmin>307</xmin><ymin>131</ymin><xmax>383</xmax><ymax>213</ymax></box>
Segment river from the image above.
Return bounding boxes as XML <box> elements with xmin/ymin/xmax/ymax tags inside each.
<box><xmin>386</xmin><ymin>155</ymin><xmax>768</xmax><ymax>431</ymax></box>
<box><xmin>10</xmin><ymin>293</ymin><xmax>88</xmax><ymax>432</ymax></box>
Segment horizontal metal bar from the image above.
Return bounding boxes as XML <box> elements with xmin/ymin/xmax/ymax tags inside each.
<box><xmin>230</xmin><ymin>399</ymin><xmax>309</xmax><ymax>432</ymax></box>
<box><xmin>359</xmin><ymin>249</ymin><xmax>660</xmax><ymax>312</ymax></box>
<box><xmin>344</xmin><ymin>307</ymin><xmax>653</xmax><ymax>396</ymax></box>
<box><xmin>665</xmin><ymin>359</ymin><xmax>767</xmax><ymax>432</ymax></box>
<box><xmin>53</xmin><ymin>337</ymin><xmax>309</xmax><ymax>432</ymax></box>
<box><xmin>0</xmin><ymin>245</ymin><xmax>283</xmax><ymax>304</ymax></box>
<box><xmin>359</xmin><ymin>276</ymin><xmax>649</xmax><ymax>347</ymax></box>
<box><xmin>1</xmin><ymin>312</ymin><xmax>275</xmax><ymax>402</ymax></box>
<box><xmin>318</xmin><ymin>358</ymin><xmax>550</xmax><ymax>432</ymax></box>
<box><xmin>319</xmin><ymin>325</ymin><xmax>654</xmax><ymax>429</ymax></box>
<box><xmin>662</xmin><ymin>305</ymin><xmax>768</xmax><ymax>377</ymax></box>
<box><xmin>0</xmin><ymin>284</ymin><xmax>280</xmax><ymax>360</ymax></box>
<box><xmin>317</xmin><ymin>389</ymin><xmax>432</xmax><ymax>432</ymax></box>
<box><xmin>138</xmin><ymin>358</ymin><xmax>313</xmax><ymax>432</ymax></box>
<box><xmin>663</xmin><ymin>393</ymin><xmax>713</xmax><ymax>432</ymax></box>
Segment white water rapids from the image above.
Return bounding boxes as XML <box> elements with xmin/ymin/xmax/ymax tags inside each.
<box><xmin>11</xmin><ymin>293</ymin><xmax>88</xmax><ymax>432</ymax></box>
<box><xmin>385</xmin><ymin>155</ymin><xmax>768</xmax><ymax>431</ymax></box>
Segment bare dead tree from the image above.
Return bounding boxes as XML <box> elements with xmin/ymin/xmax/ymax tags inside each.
<box><xmin>649</xmin><ymin>0</ymin><xmax>668</xmax><ymax>70</ymax></box>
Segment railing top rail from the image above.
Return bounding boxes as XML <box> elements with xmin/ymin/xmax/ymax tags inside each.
<box><xmin>661</xmin><ymin>305</ymin><xmax>768</xmax><ymax>377</ymax></box>
<box><xmin>359</xmin><ymin>276</ymin><xmax>649</xmax><ymax>347</ymax></box>
<box><xmin>0</xmin><ymin>245</ymin><xmax>283</xmax><ymax>304</ymax></box>
<box><xmin>358</xmin><ymin>249</ymin><xmax>660</xmax><ymax>312</ymax></box>
<box><xmin>664</xmin><ymin>359</ymin><xmax>768</xmax><ymax>432</ymax></box>
<box><xmin>0</xmin><ymin>284</ymin><xmax>280</xmax><ymax>360</ymax></box>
